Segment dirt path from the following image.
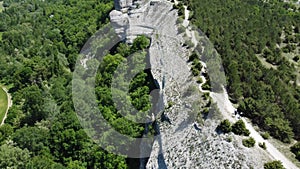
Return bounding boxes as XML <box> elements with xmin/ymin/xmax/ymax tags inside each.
<box><xmin>1</xmin><ymin>87</ymin><xmax>12</xmax><ymax>126</ymax></box>
<box><xmin>181</xmin><ymin>2</ymin><xmax>299</xmax><ymax>169</ymax></box>
<box><xmin>211</xmin><ymin>87</ymin><xmax>299</xmax><ymax>169</ymax></box>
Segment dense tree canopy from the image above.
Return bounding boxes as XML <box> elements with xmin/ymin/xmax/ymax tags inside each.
<box><xmin>0</xmin><ymin>0</ymin><xmax>132</xmax><ymax>168</ymax></box>
<box><xmin>1</xmin><ymin>0</ymin><xmax>299</xmax><ymax>167</ymax></box>
<box><xmin>95</xmin><ymin>35</ymin><xmax>154</xmax><ymax>141</ymax></box>
<box><xmin>189</xmin><ymin>0</ymin><xmax>300</xmax><ymax>143</ymax></box>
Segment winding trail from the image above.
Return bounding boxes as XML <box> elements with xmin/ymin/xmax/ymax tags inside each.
<box><xmin>0</xmin><ymin>87</ymin><xmax>12</xmax><ymax>126</ymax></box>
<box><xmin>181</xmin><ymin>2</ymin><xmax>299</xmax><ymax>169</ymax></box>
<box><xmin>211</xmin><ymin>87</ymin><xmax>299</xmax><ymax>169</ymax></box>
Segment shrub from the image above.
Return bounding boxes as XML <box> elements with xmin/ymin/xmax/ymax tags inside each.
<box><xmin>261</xmin><ymin>132</ymin><xmax>270</xmax><ymax>140</ymax></box>
<box><xmin>226</xmin><ymin>136</ymin><xmax>233</xmax><ymax>142</ymax></box>
<box><xmin>232</xmin><ymin>120</ymin><xmax>250</xmax><ymax>136</ymax></box>
<box><xmin>242</xmin><ymin>137</ymin><xmax>255</xmax><ymax>148</ymax></box>
<box><xmin>131</xmin><ymin>35</ymin><xmax>150</xmax><ymax>52</ymax></box>
<box><xmin>188</xmin><ymin>52</ymin><xmax>199</xmax><ymax>62</ymax></box>
<box><xmin>191</xmin><ymin>61</ymin><xmax>202</xmax><ymax>77</ymax></box>
<box><xmin>217</xmin><ymin>119</ymin><xmax>232</xmax><ymax>133</ymax></box>
<box><xmin>196</xmin><ymin>77</ymin><xmax>203</xmax><ymax>84</ymax></box>
<box><xmin>185</xmin><ymin>39</ymin><xmax>194</xmax><ymax>48</ymax></box>
<box><xmin>202</xmin><ymin>80</ymin><xmax>211</xmax><ymax>90</ymax></box>
<box><xmin>178</xmin><ymin>25</ymin><xmax>186</xmax><ymax>34</ymax></box>
<box><xmin>192</xmin><ymin>59</ymin><xmax>202</xmax><ymax>71</ymax></box>
<box><xmin>291</xmin><ymin>142</ymin><xmax>300</xmax><ymax>161</ymax></box>
<box><xmin>264</xmin><ymin>161</ymin><xmax>285</xmax><ymax>169</ymax></box>
<box><xmin>293</xmin><ymin>55</ymin><xmax>300</xmax><ymax>62</ymax></box>
<box><xmin>259</xmin><ymin>142</ymin><xmax>267</xmax><ymax>150</ymax></box>
<box><xmin>177</xmin><ymin>3</ymin><xmax>185</xmax><ymax>16</ymax></box>
<box><xmin>176</xmin><ymin>17</ymin><xmax>184</xmax><ymax>24</ymax></box>
<box><xmin>166</xmin><ymin>101</ymin><xmax>175</xmax><ymax>109</ymax></box>
<box><xmin>191</xmin><ymin>67</ymin><xmax>200</xmax><ymax>76</ymax></box>
<box><xmin>201</xmin><ymin>108</ymin><xmax>209</xmax><ymax>117</ymax></box>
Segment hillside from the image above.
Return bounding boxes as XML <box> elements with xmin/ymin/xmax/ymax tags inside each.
<box><xmin>0</xmin><ymin>0</ymin><xmax>299</xmax><ymax>168</ymax></box>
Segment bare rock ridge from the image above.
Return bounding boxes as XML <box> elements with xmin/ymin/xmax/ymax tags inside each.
<box><xmin>114</xmin><ymin>0</ymin><xmax>133</xmax><ymax>11</ymax></box>
<box><xmin>110</xmin><ymin>0</ymin><xmax>272</xmax><ymax>168</ymax></box>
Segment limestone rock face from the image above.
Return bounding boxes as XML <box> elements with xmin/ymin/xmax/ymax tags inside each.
<box><xmin>110</xmin><ymin>0</ymin><xmax>172</xmax><ymax>43</ymax></box>
<box><xmin>114</xmin><ymin>0</ymin><xmax>133</xmax><ymax>11</ymax></box>
<box><xmin>109</xmin><ymin>10</ymin><xmax>129</xmax><ymax>41</ymax></box>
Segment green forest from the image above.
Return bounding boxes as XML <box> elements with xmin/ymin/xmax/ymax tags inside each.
<box><xmin>1</xmin><ymin>0</ymin><xmax>300</xmax><ymax>167</ymax></box>
<box><xmin>188</xmin><ymin>0</ymin><xmax>300</xmax><ymax>144</ymax></box>
<box><xmin>0</xmin><ymin>0</ymin><xmax>132</xmax><ymax>168</ymax></box>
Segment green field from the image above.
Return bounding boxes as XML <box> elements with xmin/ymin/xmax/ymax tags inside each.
<box><xmin>0</xmin><ymin>87</ymin><xmax>8</xmax><ymax>124</ymax></box>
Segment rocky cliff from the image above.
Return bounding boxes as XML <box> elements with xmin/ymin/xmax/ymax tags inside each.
<box><xmin>114</xmin><ymin>0</ymin><xmax>133</xmax><ymax>11</ymax></box>
<box><xmin>110</xmin><ymin>0</ymin><xmax>271</xmax><ymax>168</ymax></box>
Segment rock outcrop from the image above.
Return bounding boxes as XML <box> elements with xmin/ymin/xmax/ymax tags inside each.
<box><xmin>114</xmin><ymin>0</ymin><xmax>133</xmax><ymax>11</ymax></box>
<box><xmin>109</xmin><ymin>10</ymin><xmax>129</xmax><ymax>41</ymax></box>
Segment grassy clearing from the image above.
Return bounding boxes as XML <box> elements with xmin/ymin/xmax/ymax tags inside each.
<box><xmin>0</xmin><ymin>87</ymin><xmax>8</xmax><ymax>124</ymax></box>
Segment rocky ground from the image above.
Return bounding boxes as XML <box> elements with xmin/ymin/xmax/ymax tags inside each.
<box><xmin>109</xmin><ymin>0</ymin><xmax>292</xmax><ymax>168</ymax></box>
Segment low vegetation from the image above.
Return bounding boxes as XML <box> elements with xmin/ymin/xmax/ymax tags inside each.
<box><xmin>291</xmin><ymin>142</ymin><xmax>300</xmax><ymax>161</ymax></box>
<box><xmin>261</xmin><ymin>132</ymin><xmax>270</xmax><ymax>140</ymax></box>
<box><xmin>242</xmin><ymin>137</ymin><xmax>256</xmax><ymax>148</ymax></box>
<box><xmin>216</xmin><ymin>119</ymin><xmax>231</xmax><ymax>133</ymax></box>
<box><xmin>0</xmin><ymin>1</ymin><xmax>3</xmax><ymax>13</ymax></box>
<box><xmin>264</xmin><ymin>160</ymin><xmax>285</xmax><ymax>169</ymax></box>
<box><xmin>232</xmin><ymin>120</ymin><xmax>250</xmax><ymax>136</ymax></box>
<box><xmin>173</xmin><ymin>2</ymin><xmax>185</xmax><ymax>18</ymax></box>
<box><xmin>259</xmin><ymin>142</ymin><xmax>267</xmax><ymax>150</ymax></box>
<box><xmin>189</xmin><ymin>0</ymin><xmax>300</xmax><ymax>144</ymax></box>
<box><xmin>188</xmin><ymin>52</ymin><xmax>203</xmax><ymax>77</ymax></box>
<box><xmin>217</xmin><ymin>119</ymin><xmax>250</xmax><ymax>137</ymax></box>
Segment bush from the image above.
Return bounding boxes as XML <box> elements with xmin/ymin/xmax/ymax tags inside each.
<box><xmin>131</xmin><ymin>35</ymin><xmax>150</xmax><ymax>52</ymax></box>
<box><xmin>261</xmin><ymin>132</ymin><xmax>270</xmax><ymax>140</ymax></box>
<box><xmin>176</xmin><ymin>3</ymin><xmax>185</xmax><ymax>17</ymax></box>
<box><xmin>217</xmin><ymin>119</ymin><xmax>232</xmax><ymax>133</ymax></box>
<box><xmin>176</xmin><ymin>17</ymin><xmax>184</xmax><ymax>24</ymax></box>
<box><xmin>242</xmin><ymin>137</ymin><xmax>255</xmax><ymax>148</ymax></box>
<box><xmin>185</xmin><ymin>39</ymin><xmax>194</xmax><ymax>48</ymax></box>
<box><xmin>166</xmin><ymin>101</ymin><xmax>175</xmax><ymax>109</ymax></box>
<box><xmin>264</xmin><ymin>161</ymin><xmax>285</xmax><ymax>169</ymax></box>
<box><xmin>191</xmin><ymin>67</ymin><xmax>200</xmax><ymax>76</ymax></box>
<box><xmin>291</xmin><ymin>142</ymin><xmax>300</xmax><ymax>161</ymax></box>
<box><xmin>188</xmin><ymin>52</ymin><xmax>199</xmax><ymax>62</ymax></box>
<box><xmin>196</xmin><ymin>77</ymin><xmax>203</xmax><ymax>84</ymax></box>
<box><xmin>226</xmin><ymin>136</ymin><xmax>233</xmax><ymax>142</ymax></box>
<box><xmin>259</xmin><ymin>142</ymin><xmax>267</xmax><ymax>150</ymax></box>
<box><xmin>293</xmin><ymin>55</ymin><xmax>300</xmax><ymax>62</ymax></box>
<box><xmin>192</xmin><ymin>59</ymin><xmax>202</xmax><ymax>71</ymax></box>
<box><xmin>178</xmin><ymin>25</ymin><xmax>186</xmax><ymax>34</ymax></box>
<box><xmin>202</xmin><ymin>80</ymin><xmax>211</xmax><ymax>90</ymax></box>
<box><xmin>232</xmin><ymin>120</ymin><xmax>250</xmax><ymax>136</ymax></box>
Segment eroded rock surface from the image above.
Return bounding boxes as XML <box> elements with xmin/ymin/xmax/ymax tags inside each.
<box><xmin>110</xmin><ymin>0</ymin><xmax>271</xmax><ymax>168</ymax></box>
